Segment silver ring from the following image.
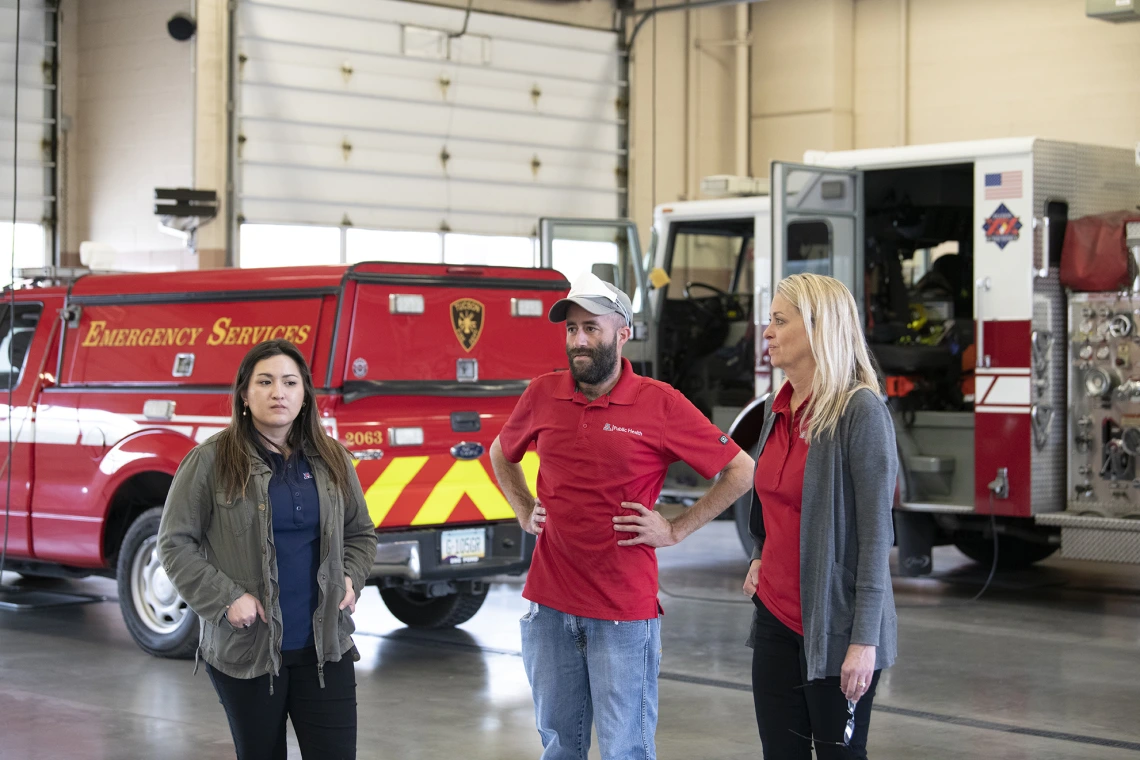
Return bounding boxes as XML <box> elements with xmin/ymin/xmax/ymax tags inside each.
<box><xmin>857</xmin><ymin>681</ymin><xmax>866</xmax><ymax>687</ymax></box>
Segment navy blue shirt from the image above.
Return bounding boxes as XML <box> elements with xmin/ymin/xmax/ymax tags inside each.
<box><xmin>267</xmin><ymin>451</ymin><xmax>321</xmax><ymax>651</ymax></box>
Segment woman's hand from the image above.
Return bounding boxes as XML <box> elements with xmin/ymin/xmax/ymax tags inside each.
<box><xmin>226</xmin><ymin>593</ymin><xmax>267</xmax><ymax>629</ymax></box>
<box><xmin>742</xmin><ymin>559</ymin><xmax>761</xmax><ymax>597</ymax></box>
<box><xmin>841</xmin><ymin>643</ymin><xmax>876</xmax><ymax>701</ymax></box>
<box><xmin>339</xmin><ymin>575</ymin><xmax>357</xmax><ymax>614</ymax></box>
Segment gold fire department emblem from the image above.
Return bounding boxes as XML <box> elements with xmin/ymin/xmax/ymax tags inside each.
<box><xmin>450</xmin><ymin>298</ymin><xmax>485</xmax><ymax>352</ymax></box>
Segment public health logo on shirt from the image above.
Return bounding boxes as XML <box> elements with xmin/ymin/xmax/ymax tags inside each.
<box><xmin>603</xmin><ymin>422</ymin><xmax>643</xmax><ymax>437</ymax></box>
<box><xmin>303</xmin><ymin>472</ymin><xmax>313</xmax><ymax>479</ymax></box>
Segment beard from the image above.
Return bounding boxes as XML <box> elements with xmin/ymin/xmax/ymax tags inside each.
<box><xmin>567</xmin><ymin>336</ymin><xmax>619</xmax><ymax>386</ymax></box>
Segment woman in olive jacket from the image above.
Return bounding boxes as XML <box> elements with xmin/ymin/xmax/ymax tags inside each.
<box><xmin>159</xmin><ymin>339</ymin><xmax>377</xmax><ymax>760</ymax></box>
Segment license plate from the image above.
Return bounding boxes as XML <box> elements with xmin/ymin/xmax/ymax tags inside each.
<box><xmin>441</xmin><ymin>528</ymin><xmax>486</xmax><ymax>565</ymax></box>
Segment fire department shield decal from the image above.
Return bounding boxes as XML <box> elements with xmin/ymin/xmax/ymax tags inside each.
<box><xmin>450</xmin><ymin>298</ymin><xmax>485</xmax><ymax>352</ymax></box>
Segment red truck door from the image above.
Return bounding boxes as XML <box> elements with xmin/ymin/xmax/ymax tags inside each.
<box><xmin>0</xmin><ymin>300</ymin><xmax>50</xmax><ymax>557</ymax></box>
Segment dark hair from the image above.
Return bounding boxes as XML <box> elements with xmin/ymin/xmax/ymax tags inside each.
<box><xmin>215</xmin><ymin>339</ymin><xmax>350</xmax><ymax>501</ymax></box>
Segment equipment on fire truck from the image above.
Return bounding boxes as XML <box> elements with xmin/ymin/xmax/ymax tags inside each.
<box><xmin>1060</xmin><ymin>210</ymin><xmax>1140</xmax><ymax>291</ymax></box>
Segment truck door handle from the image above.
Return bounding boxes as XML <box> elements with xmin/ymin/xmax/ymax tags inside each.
<box><xmin>143</xmin><ymin>400</ymin><xmax>176</xmax><ymax>421</ymax></box>
<box><xmin>976</xmin><ymin>276</ymin><xmax>992</xmax><ymax>368</ymax></box>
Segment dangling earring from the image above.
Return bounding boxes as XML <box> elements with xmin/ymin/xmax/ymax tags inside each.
<box><xmin>242</xmin><ymin>405</ymin><xmax>247</xmax><ymax>416</ymax></box>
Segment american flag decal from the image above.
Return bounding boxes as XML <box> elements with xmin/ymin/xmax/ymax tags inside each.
<box><xmin>984</xmin><ymin>171</ymin><xmax>1022</xmax><ymax>200</ymax></box>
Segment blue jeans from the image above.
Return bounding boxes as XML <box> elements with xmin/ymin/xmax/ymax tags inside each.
<box><xmin>520</xmin><ymin>602</ymin><xmax>661</xmax><ymax>760</ymax></box>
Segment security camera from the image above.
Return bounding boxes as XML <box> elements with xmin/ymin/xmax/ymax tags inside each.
<box><xmin>167</xmin><ymin>12</ymin><xmax>197</xmax><ymax>42</ymax></box>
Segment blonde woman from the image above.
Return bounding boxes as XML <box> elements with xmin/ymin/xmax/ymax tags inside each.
<box><xmin>741</xmin><ymin>274</ymin><xmax>898</xmax><ymax>759</ymax></box>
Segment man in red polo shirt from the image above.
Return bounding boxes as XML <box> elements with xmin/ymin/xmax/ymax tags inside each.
<box><xmin>490</xmin><ymin>273</ymin><xmax>755</xmax><ymax>760</ymax></box>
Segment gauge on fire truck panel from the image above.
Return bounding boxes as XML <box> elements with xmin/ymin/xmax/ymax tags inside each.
<box><xmin>1084</xmin><ymin>367</ymin><xmax>1116</xmax><ymax>398</ymax></box>
<box><xmin>1110</xmin><ymin>315</ymin><xmax>1133</xmax><ymax>338</ymax></box>
<box><xmin>1079</xmin><ymin>345</ymin><xmax>1094</xmax><ymax>360</ymax></box>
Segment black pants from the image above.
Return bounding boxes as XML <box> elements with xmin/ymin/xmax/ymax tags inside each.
<box><xmin>206</xmin><ymin>647</ymin><xmax>357</xmax><ymax>760</ymax></box>
<box><xmin>751</xmin><ymin>600</ymin><xmax>881</xmax><ymax>760</ymax></box>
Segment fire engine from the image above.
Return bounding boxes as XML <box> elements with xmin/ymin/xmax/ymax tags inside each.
<box><xmin>541</xmin><ymin>137</ymin><xmax>1140</xmax><ymax>574</ymax></box>
<box><xmin>0</xmin><ymin>262</ymin><xmax>566</xmax><ymax>656</ymax></box>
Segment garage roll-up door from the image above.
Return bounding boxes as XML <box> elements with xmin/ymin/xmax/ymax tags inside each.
<box><xmin>235</xmin><ymin>0</ymin><xmax>624</xmax><ymax>239</ymax></box>
<box><xmin>0</xmin><ymin>0</ymin><xmax>55</xmax><ymax>229</ymax></box>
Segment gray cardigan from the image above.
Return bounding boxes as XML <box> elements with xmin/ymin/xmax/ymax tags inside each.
<box><xmin>747</xmin><ymin>387</ymin><xmax>898</xmax><ymax>681</ymax></box>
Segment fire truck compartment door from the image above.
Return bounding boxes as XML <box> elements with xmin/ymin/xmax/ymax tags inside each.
<box><xmin>342</xmin><ymin>273</ymin><xmax>568</xmax><ymax>393</ymax></box>
<box><xmin>770</xmin><ymin>162</ymin><xmax>864</xmax><ymax>317</ymax></box>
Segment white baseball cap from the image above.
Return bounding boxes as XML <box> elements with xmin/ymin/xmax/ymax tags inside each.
<box><xmin>548</xmin><ymin>272</ymin><xmax>634</xmax><ymax>325</ymax></box>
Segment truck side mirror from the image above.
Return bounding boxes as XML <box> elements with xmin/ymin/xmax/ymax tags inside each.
<box><xmin>63</xmin><ymin>304</ymin><xmax>82</xmax><ymax>329</ymax></box>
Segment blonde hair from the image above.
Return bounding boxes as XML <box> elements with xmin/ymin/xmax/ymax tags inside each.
<box><xmin>775</xmin><ymin>273</ymin><xmax>881</xmax><ymax>443</ymax></box>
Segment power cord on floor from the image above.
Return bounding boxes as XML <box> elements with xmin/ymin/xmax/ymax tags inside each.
<box><xmin>895</xmin><ymin>492</ymin><xmax>1001</xmax><ymax>608</ymax></box>
<box><xmin>657</xmin><ymin>577</ymin><xmax>754</xmax><ymax>606</ymax></box>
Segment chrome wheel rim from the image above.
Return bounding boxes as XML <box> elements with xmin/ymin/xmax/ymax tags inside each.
<box><xmin>130</xmin><ymin>535</ymin><xmax>188</xmax><ymax>634</ymax></box>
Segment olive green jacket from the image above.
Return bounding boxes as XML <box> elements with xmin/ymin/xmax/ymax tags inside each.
<box><xmin>158</xmin><ymin>434</ymin><xmax>377</xmax><ymax>685</ymax></box>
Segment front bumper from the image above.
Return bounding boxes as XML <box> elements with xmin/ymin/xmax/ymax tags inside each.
<box><xmin>367</xmin><ymin>521</ymin><xmax>534</xmax><ymax>583</ymax></box>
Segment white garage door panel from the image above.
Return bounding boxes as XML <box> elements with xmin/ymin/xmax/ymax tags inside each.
<box><xmin>1</xmin><ymin>165</ymin><xmax>47</xmax><ymax>198</ymax></box>
<box><xmin>0</xmin><ymin>131</ymin><xmax>48</xmax><ymax>162</ymax></box>
<box><xmin>240</xmin><ymin>4</ymin><xmax>618</xmax><ymax>83</ymax></box>
<box><xmin>1</xmin><ymin>1</ymin><xmax>54</xmax><ymax>226</ymax></box>
<box><xmin>241</xmin><ymin>121</ymin><xmax>620</xmax><ymax>169</ymax></box>
<box><xmin>242</xmin><ymin>85</ymin><xmax>618</xmax><ymax>150</ymax></box>
<box><xmin>241</xmin><ymin>57</ymin><xmax>621</xmax><ymax>125</ymax></box>
<box><xmin>243</xmin><ymin>143</ymin><xmax>616</xmax><ymax>192</ymax></box>
<box><xmin>246</xmin><ymin>0</ymin><xmax>617</xmax><ymax>52</ymax></box>
<box><xmin>236</xmin><ymin>0</ymin><xmax>623</xmax><ymax>240</ymax></box>
<box><xmin>241</xmin><ymin>199</ymin><xmax>539</xmax><ymax>237</ymax></box>
<box><xmin>243</xmin><ymin>164</ymin><xmax>615</xmax><ymax>216</ymax></box>
<box><xmin>241</xmin><ymin>38</ymin><xmax>619</xmax><ymax>106</ymax></box>
<box><xmin>0</xmin><ymin>83</ymin><xmax>50</xmax><ymax>121</ymax></box>
<box><xmin>0</xmin><ymin>4</ymin><xmax>47</xmax><ymax>38</ymax></box>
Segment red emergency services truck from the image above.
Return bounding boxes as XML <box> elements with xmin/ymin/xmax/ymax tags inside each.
<box><xmin>0</xmin><ymin>262</ymin><xmax>566</xmax><ymax>657</ymax></box>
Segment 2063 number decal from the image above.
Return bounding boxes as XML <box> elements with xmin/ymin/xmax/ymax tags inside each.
<box><xmin>345</xmin><ymin>430</ymin><xmax>385</xmax><ymax>446</ymax></box>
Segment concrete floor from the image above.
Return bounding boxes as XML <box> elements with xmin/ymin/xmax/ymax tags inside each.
<box><xmin>2</xmin><ymin>521</ymin><xmax>1140</xmax><ymax>760</ymax></box>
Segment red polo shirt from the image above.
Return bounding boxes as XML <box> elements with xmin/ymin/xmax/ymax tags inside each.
<box><xmin>755</xmin><ymin>382</ymin><xmax>810</xmax><ymax>636</ymax></box>
<box><xmin>499</xmin><ymin>357</ymin><xmax>742</xmax><ymax>620</ymax></box>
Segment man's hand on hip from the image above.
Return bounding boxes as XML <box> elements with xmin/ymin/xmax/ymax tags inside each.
<box><xmin>521</xmin><ymin>499</ymin><xmax>546</xmax><ymax>536</ymax></box>
<box><xmin>613</xmin><ymin>502</ymin><xmax>677</xmax><ymax>547</ymax></box>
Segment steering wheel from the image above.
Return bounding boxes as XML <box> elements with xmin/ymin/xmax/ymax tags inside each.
<box><xmin>683</xmin><ymin>281</ymin><xmax>736</xmax><ymax>322</ymax></box>
<box><xmin>683</xmin><ymin>281</ymin><xmax>730</xmax><ymax>300</ymax></box>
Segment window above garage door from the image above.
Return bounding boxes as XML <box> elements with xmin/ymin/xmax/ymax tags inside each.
<box><xmin>233</xmin><ymin>0</ymin><xmax>625</xmax><ymax>253</ymax></box>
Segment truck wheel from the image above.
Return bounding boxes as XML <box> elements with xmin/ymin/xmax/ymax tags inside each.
<box><xmin>116</xmin><ymin>507</ymin><xmax>199</xmax><ymax>658</ymax></box>
<box><xmin>953</xmin><ymin>534</ymin><xmax>1058</xmax><ymax>570</ymax></box>
<box><xmin>379</xmin><ymin>585</ymin><xmax>489</xmax><ymax>628</ymax></box>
